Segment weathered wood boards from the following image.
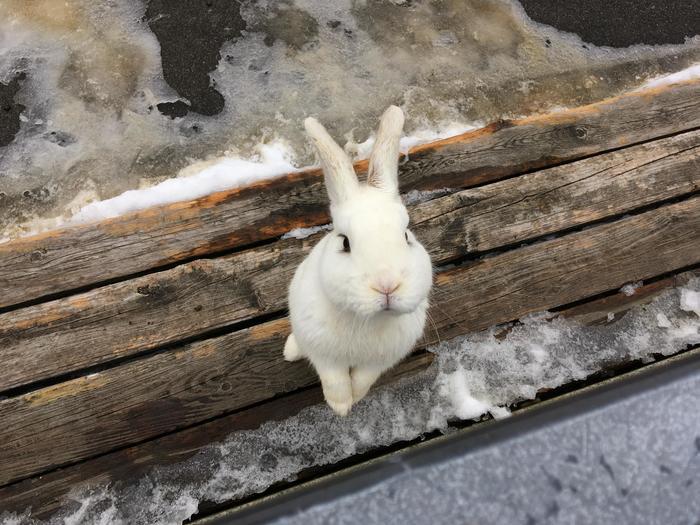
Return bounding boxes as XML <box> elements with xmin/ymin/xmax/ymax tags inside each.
<box><xmin>427</xmin><ymin>197</ymin><xmax>700</xmax><ymax>344</ymax></box>
<box><xmin>1</xmin><ymin>79</ymin><xmax>699</xmax><ymax>309</ymax></box>
<box><xmin>1</xmin><ymin>195</ymin><xmax>698</xmax><ymax>487</ymax></box>
<box><xmin>2</xmin><ymin>128</ymin><xmax>699</xmax><ymax>392</ymax></box>
<box><xmin>1</xmin><ymin>271</ymin><xmax>695</xmax><ymax>521</ymax></box>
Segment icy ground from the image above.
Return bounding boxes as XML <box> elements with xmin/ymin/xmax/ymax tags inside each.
<box><xmin>274</xmin><ymin>351</ymin><xmax>700</xmax><ymax>525</ymax></box>
<box><xmin>1</xmin><ymin>0</ymin><xmax>699</xmax><ymax>238</ymax></box>
<box><xmin>3</xmin><ymin>279</ymin><xmax>699</xmax><ymax>525</ymax></box>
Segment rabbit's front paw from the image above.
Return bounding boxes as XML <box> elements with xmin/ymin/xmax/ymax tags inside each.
<box><xmin>325</xmin><ymin>397</ymin><xmax>353</xmax><ymax>417</ymax></box>
<box><xmin>283</xmin><ymin>333</ymin><xmax>302</xmax><ymax>362</ymax></box>
<box><xmin>317</xmin><ymin>364</ymin><xmax>353</xmax><ymax>417</ymax></box>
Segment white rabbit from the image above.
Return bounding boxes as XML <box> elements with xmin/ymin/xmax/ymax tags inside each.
<box><xmin>284</xmin><ymin>106</ymin><xmax>433</xmax><ymax>416</ymax></box>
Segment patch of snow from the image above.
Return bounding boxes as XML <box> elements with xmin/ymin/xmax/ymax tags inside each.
<box><xmin>402</xmin><ymin>188</ymin><xmax>453</xmax><ymax>206</ymax></box>
<box><xmin>640</xmin><ymin>63</ymin><xmax>700</xmax><ymax>89</ymax></box>
<box><xmin>5</xmin><ymin>279</ymin><xmax>698</xmax><ymax>525</ymax></box>
<box><xmin>680</xmin><ymin>288</ymin><xmax>700</xmax><ymax>317</ymax></box>
<box><xmin>442</xmin><ymin>364</ymin><xmax>493</xmax><ymax>420</ymax></box>
<box><xmin>70</xmin><ymin>142</ymin><xmax>300</xmax><ymax>224</ymax></box>
<box><xmin>281</xmin><ymin>224</ymin><xmax>332</xmax><ymax>240</ymax></box>
<box><xmin>656</xmin><ymin>312</ymin><xmax>672</xmax><ymax>328</ymax></box>
<box><xmin>347</xmin><ymin>122</ymin><xmax>480</xmax><ymax>161</ymax></box>
<box><xmin>620</xmin><ymin>281</ymin><xmax>643</xmax><ymax>296</ymax></box>
<box><xmin>489</xmin><ymin>406</ymin><xmax>511</xmax><ymax>420</ymax></box>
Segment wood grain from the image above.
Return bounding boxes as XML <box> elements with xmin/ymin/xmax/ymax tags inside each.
<box><xmin>426</xmin><ymin>196</ymin><xmax>700</xmax><ymax>344</ymax></box>
<box><xmin>1</xmin><ymin>197</ymin><xmax>698</xmax><ymax>487</ymax></box>
<box><xmin>1</xmin><ymin>80</ymin><xmax>699</xmax><ymax>309</ymax></box>
<box><xmin>1</xmin><ymin>270</ymin><xmax>696</xmax><ymax>521</ymax></box>
<box><xmin>2</xmin><ymin>129</ymin><xmax>699</xmax><ymax>392</ymax></box>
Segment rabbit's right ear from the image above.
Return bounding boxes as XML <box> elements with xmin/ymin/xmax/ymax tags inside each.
<box><xmin>305</xmin><ymin>117</ymin><xmax>358</xmax><ymax>204</ymax></box>
<box><xmin>367</xmin><ymin>105</ymin><xmax>404</xmax><ymax>195</ymax></box>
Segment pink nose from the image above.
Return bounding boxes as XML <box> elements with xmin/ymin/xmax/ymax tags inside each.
<box><xmin>374</xmin><ymin>282</ymin><xmax>400</xmax><ymax>296</ymax></box>
<box><xmin>371</xmin><ymin>282</ymin><xmax>401</xmax><ymax>309</ymax></box>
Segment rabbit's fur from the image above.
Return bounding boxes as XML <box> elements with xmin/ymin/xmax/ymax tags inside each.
<box><xmin>285</xmin><ymin>106</ymin><xmax>433</xmax><ymax>416</ymax></box>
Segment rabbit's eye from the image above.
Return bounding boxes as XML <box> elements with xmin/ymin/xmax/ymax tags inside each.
<box><xmin>339</xmin><ymin>234</ymin><xmax>351</xmax><ymax>253</ymax></box>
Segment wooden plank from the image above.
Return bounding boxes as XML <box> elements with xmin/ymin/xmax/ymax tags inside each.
<box><xmin>1</xmin><ymin>196</ymin><xmax>698</xmax><ymax>487</ymax></box>
<box><xmin>2</xmin><ymin>270</ymin><xmax>695</xmax><ymax>521</ymax></box>
<box><xmin>556</xmin><ymin>271</ymin><xmax>700</xmax><ymax>325</ymax></box>
<box><xmin>1</xmin><ymin>80</ymin><xmax>699</xmax><ymax>309</ymax></box>
<box><xmin>3</xmin><ymin>129</ymin><xmax>699</xmax><ymax>392</ymax></box>
<box><xmin>412</xmin><ymin>128</ymin><xmax>700</xmax><ymax>261</ymax></box>
<box><xmin>426</xmin><ymin>197</ymin><xmax>700</xmax><ymax>344</ymax></box>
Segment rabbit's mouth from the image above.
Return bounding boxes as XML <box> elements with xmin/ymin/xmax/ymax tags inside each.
<box><xmin>379</xmin><ymin>307</ymin><xmax>404</xmax><ymax>317</ymax></box>
<box><xmin>381</xmin><ymin>303</ymin><xmax>399</xmax><ymax>314</ymax></box>
<box><xmin>377</xmin><ymin>297</ymin><xmax>415</xmax><ymax>315</ymax></box>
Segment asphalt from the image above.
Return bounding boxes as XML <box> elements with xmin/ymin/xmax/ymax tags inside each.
<box><xmin>0</xmin><ymin>72</ymin><xmax>25</xmax><ymax>148</ymax></box>
<box><xmin>519</xmin><ymin>0</ymin><xmax>700</xmax><ymax>47</ymax></box>
<box><xmin>145</xmin><ymin>0</ymin><xmax>247</xmax><ymax>118</ymax></box>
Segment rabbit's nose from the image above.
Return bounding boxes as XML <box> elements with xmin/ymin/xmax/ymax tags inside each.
<box><xmin>371</xmin><ymin>282</ymin><xmax>401</xmax><ymax>310</ymax></box>
<box><xmin>371</xmin><ymin>281</ymin><xmax>401</xmax><ymax>296</ymax></box>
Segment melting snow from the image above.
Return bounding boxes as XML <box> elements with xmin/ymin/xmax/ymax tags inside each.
<box><xmin>2</xmin><ymin>0</ymin><xmax>699</xmax><ymax>239</ymax></box>
<box><xmin>640</xmin><ymin>62</ymin><xmax>700</xmax><ymax>89</ymax></box>
<box><xmin>281</xmin><ymin>223</ymin><xmax>333</xmax><ymax>240</ymax></box>
<box><xmin>680</xmin><ymin>288</ymin><xmax>700</xmax><ymax>317</ymax></box>
<box><xmin>620</xmin><ymin>281</ymin><xmax>643</xmax><ymax>296</ymax></box>
<box><xmin>71</xmin><ymin>142</ymin><xmax>299</xmax><ymax>224</ymax></box>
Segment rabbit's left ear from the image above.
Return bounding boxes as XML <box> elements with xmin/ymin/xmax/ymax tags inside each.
<box><xmin>305</xmin><ymin>117</ymin><xmax>359</xmax><ymax>204</ymax></box>
<box><xmin>367</xmin><ymin>105</ymin><xmax>404</xmax><ymax>195</ymax></box>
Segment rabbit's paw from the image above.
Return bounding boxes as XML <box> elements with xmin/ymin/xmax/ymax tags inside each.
<box><xmin>326</xmin><ymin>397</ymin><xmax>353</xmax><ymax>417</ymax></box>
<box><xmin>318</xmin><ymin>365</ymin><xmax>353</xmax><ymax>417</ymax></box>
<box><xmin>283</xmin><ymin>333</ymin><xmax>302</xmax><ymax>362</ymax></box>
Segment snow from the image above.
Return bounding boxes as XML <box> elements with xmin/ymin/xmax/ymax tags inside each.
<box><xmin>5</xmin><ymin>278</ymin><xmax>698</xmax><ymax>525</ymax></box>
<box><xmin>347</xmin><ymin>122</ymin><xmax>480</xmax><ymax>160</ymax></box>
<box><xmin>442</xmin><ymin>364</ymin><xmax>494</xmax><ymax>420</ymax></box>
<box><xmin>640</xmin><ymin>63</ymin><xmax>700</xmax><ymax>89</ymax></box>
<box><xmin>402</xmin><ymin>188</ymin><xmax>453</xmax><ymax>206</ymax></box>
<box><xmin>680</xmin><ymin>288</ymin><xmax>700</xmax><ymax>317</ymax></box>
<box><xmin>620</xmin><ymin>281</ymin><xmax>643</xmax><ymax>296</ymax></box>
<box><xmin>71</xmin><ymin>142</ymin><xmax>299</xmax><ymax>223</ymax></box>
<box><xmin>281</xmin><ymin>224</ymin><xmax>333</xmax><ymax>240</ymax></box>
<box><xmin>656</xmin><ymin>313</ymin><xmax>672</xmax><ymax>328</ymax></box>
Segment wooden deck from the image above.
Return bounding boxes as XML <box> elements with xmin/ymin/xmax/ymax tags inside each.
<box><xmin>1</xmin><ymin>79</ymin><xmax>699</xmax><ymax>521</ymax></box>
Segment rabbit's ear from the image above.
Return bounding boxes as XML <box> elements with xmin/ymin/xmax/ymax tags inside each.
<box><xmin>305</xmin><ymin>117</ymin><xmax>358</xmax><ymax>204</ymax></box>
<box><xmin>367</xmin><ymin>105</ymin><xmax>404</xmax><ymax>195</ymax></box>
